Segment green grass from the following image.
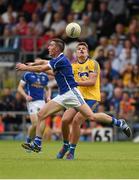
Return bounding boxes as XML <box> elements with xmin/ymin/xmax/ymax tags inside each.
<box><xmin>0</xmin><ymin>141</ymin><xmax>139</xmax><ymax>179</ymax></box>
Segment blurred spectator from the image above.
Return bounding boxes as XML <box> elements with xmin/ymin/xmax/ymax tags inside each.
<box><xmin>79</xmin><ymin>14</ymin><xmax>96</xmax><ymax>49</ymax></box>
<box><xmin>83</xmin><ymin>1</ymin><xmax>98</xmax><ymax>23</ymax></box>
<box><xmin>28</xmin><ymin>13</ymin><xmax>44</xmax><ymax>36</ymax></box>
<box><xmin>101</xmin><ymin>77</ymin><xmax>114</xmax><ymax>100</ymax></box>
<box><xmin>12</xmin><ymin>92</ymin><xmax>26</xmax><ymax>126</ymax></box>
<box><xmin>126</xmin><ymin>20</ymin><xmax>139</xmax><ymax>49</ymax></box>
<box><xmin>48</xmin><ymin>0</ymin><xmax>61</xmax><ymax>12</ymax></box>
<box><xmin>107</xmin><ymin>35</ymin><xmax>123</xmax><ymax>57</ymax></box>
<box><xmin>94</xmin><ymin>36</ymin><xmax>109</xmax><ymax>57</ymax></box>
<box><xmin>1</xmin><ymin>4</ymin><xmax>17</xmax><ymax>23</ymax></box>
<box><xmin>94</xmin><ymin>47</ymin><xmax>106</xmax><ymax>68</ymax></box>
<box><xmin>112</xmin><ymin>23</ymin><xmax>126</xmax><ymax>45</ymax></box>
<box><xmin>43</xmin><ymin>1</ymin><xmax>55</xmax><ymax>30</ymax></box>
<box><xmin>1</xmin><ymin>88</ymin><xmax>15</xmax><ymax>111</ymax></box>
<box><xmin>121</xmin><ymin>63</ymin><xmax>133</xmax><ymax>87</ymax></box>
<box><xmin>0</xmin><ymin>26</ymin><xmax>20</xmax><ymax>50</ymax></box>
<box><xmin>35</xmin><ymin>1</ymin><xmax>45</xmax><ymax>20</ymax></box>
<box><xmin>13</xmin><ymin>92</ymin><xmax>26</xmax><ymax>111</ymax></box>
<box><xmin>100</xmin><ymin>91</ymin><xmax>110</xmax><ymax>111</ymax></box>
<box><xmin>119</xmin><ymin>91</ymin><xmax>135</xmax><ymax>120</ymax></box>
<box><xmin>37</xmin><ymin>29</ymin><xmax>56</xmax><ymax>57</ymax></box>
<box><xmin>106</xmin><ymin>49</ymin><xmax>123</xmax><ymax>73</ymax></box>
<box><xmin>21</xmin><ymin>26</ymin><xmax>37</xmax><ymax>52</ymax></box>
<box><xmin>16</xmin><ymin>16</ymin><xmax>29</xmax><ymax>35</ymax></box>
<box><xmin>56</xmin><ymin>4</ymin><xmax>67</xmax><ymax>20</ymax></box>
<box><xmin>5</xmin><ymin>14</ymin><xmax>16</xmax><ymax>32</ymax></box>
<box><xmin>102</xmin><ymin>60</ymin><xmax>120</xmax><ymax>81</ymax></box>
<box><xmin>96</xmin><ymin>1</ymin><xmax>114</xmax><ymax>37</ymax></box>
<box><xmin>22</xmin><ymin>0</ymin><xmax>37</xmax><ymax>17</ymax></box>
<box><xmin>108</xmin><ymin>0</ymin><xmax>129</xmax><ymax>24</ymax></box>
<box><xmin>50</xmin><ymin>12</ymin><xmax>66</xmax><ymax>37</ymax></box>
<box><xmin>119</xmin><ymin>39</ymin><xmax>138</xmax><ymax>73</ymax></box>
<box><xmin>110</xmin><ymin>87</ymin><xmax>123</xmax><ymax>114</ymax></box>
<box><xmin>132</xmin><ymin>65</ymin><xmax>139</xmax><ymax>87</ymax></box>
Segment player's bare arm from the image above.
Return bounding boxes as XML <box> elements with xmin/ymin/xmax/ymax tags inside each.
<box><xmin>77</xmin><ymin>72</ymin><xmax>97</xmax><ymax>86</ymax></box>
<box><xmin>16</xmin><ymin>63</ymin><xmax>51</xmax><ymax>72</ymax></box>
<box><xmin>26</xmin><ymin>58</ymin><xmax>49</xmax><ymax>66</ymax></box>
<box><xmin>17</xmin><ymin>82</ymin><xmax>32</xmax><ymax>101</ymax></box>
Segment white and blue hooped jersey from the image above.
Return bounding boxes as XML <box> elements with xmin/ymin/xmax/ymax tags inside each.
<box><xmin>21</xmin><ymin>72</ymin><xmax>49</xmax><ymax>101</ymax></box>
<box><xmin>48</xmin><ymin>53</ymin><xmax>78</xmax><ymax>94</ymax></box>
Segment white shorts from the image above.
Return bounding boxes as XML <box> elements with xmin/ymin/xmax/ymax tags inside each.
<box><xmin>52</xmin><ymin>87</ymin><xmax>85</xmax><ymax>109</ymax></box>
<box><xmin>27</xmin><ymin>100</ymin><xmax>45</xmax><ymax>115</ymax></box>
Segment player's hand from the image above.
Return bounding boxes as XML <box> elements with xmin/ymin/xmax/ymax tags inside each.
<box><xmin>25</xmin><ymin>95</ymin><xmax>33</xmax><ymax>102</ymax></box>
<box><xmin>46</xmin><ymin>97</ymin><xmax>51</xmax><ymax>102</ymax></box>
<box><xmin>16</xmin><ymin>63</ymin><xmax>27</xmax><ymax>71</ymax></box>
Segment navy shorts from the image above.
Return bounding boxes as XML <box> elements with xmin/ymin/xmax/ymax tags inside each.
<box><xmin>85</xmin><ymin>99</ymin><xmax>99</xmax><ymax>113</ymax></box>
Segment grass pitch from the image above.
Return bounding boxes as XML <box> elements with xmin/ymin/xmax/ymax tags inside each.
<box><xmin>0</xmin><ymin>140</ymin><xmax>139</xmax><ymax>179</ymax></box>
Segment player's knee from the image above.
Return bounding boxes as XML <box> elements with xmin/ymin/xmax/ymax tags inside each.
<box><xmin>86</xmin><ymin>114</ymin><xmax>96</xmax><ymax>121</ymax></box>
<box><xmin>37</xmin><ymin>111</ymin><xmax>45</xmax><ymax>121</ymax></box>
<box><xmin>62</xmin><ymin>117</ymin><xmax>71</xmax><ymax>125</ymax></box>
<box><xmin>32</xmin><ymin>120</ymin><xmax>37</xmax><ymax>127</ymax></box>
<box><xmin>72</xmin><ymin>118</ymin><xmax>81</xmax><ymax>127</ymax></box>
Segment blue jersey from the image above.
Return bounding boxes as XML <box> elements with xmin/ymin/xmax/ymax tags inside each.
<box><xmin>48</xmin><ymin>53</ymin><xmax>78</xmax><ymax>94</ymax></box>
<box><xmin>21</xmin><ymin>72</ymin><xmax>49</xmax><ymax>101</ymax></box>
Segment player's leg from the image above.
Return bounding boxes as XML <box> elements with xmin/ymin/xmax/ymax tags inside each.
<box><xmin>22</xmin><ymin>100</ymin><xmax>64</xmax><ymax>152</ymax></box>
<box><xmin>25</xmin><ymin>101</ymin><xmax>46</xmax><ymax>144</ymax></box>
<box><xmin>66</xmin><ymin>112</ymin><xmax>86</xmax><ymax>160</ymax></box>
<box><xmin>78</xmin><ymin>103</ymin><xmax>132</xmax><ymax>137</ymax></box>
<box><xmin>66</xmin><ymin>101</ymin><xmax>98</xmax><ymax>159</ymax></box>
<box><xmin>26</xmin><ymin>113</ymin><xmax>38</xmax><ymax>144</ymax></box>
<box><xmin>57</xmin><ymin>108</ymin><xmax>77</xmax><ymax>159</ymax></box>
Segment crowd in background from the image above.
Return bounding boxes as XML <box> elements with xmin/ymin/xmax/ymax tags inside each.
<box><xmin>0</xmin><ymin>0</ymin><xmax>139</xmax><ymax>141</ymax></box>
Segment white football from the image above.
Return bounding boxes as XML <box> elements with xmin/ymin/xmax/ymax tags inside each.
<box><xmin>66</xmin><ymin>22</ymin><xmax>81</xmax><ymax>38</ymax></box>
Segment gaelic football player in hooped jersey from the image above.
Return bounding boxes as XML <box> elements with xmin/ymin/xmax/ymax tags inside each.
<box><xmin>16</xmin><ymin>38</ymin><xmax>131</xmax><ymax>155</ymax></box>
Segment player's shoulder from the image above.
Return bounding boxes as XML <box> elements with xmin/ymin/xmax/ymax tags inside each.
<box><xmin>23</xmin><ymin>71</ymin><xmax>32</xmax><ymax>77</ymax></box>
<box><xmin>88</xmin><ymin>57</ymin><xmax>100</xmax><ymax>66</ymax></box>
<box><xmin>72</xmin><ymin>61</ymin><xmax>79</xmax><ymax>69</ymax></box>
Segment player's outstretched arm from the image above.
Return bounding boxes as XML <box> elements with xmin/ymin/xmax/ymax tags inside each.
<box><xmin>16</xmin><ymin>63</ymin><xmax>51</xmax><ymax>72</ymax></box>
<box><xmin>26</xmin><ymin>58</ymin><xmax>49</xmax><ymax>66</ymax></box>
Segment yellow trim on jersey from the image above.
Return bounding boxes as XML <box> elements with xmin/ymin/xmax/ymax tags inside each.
<box><xmin>72</xmin><ymin>58</ymin><xmax>101</xmax><ymax>101</ymax></box>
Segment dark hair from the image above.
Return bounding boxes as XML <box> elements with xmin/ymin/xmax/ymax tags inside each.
<box><xmin>51</xmin><ymin>38</ymin><xmax>65</xmax><ymax>52</ymax></box>
<box><xmin>76</xmin><ymin>42</ymin><xmax>88</xmax><ymax>49</ymax></box>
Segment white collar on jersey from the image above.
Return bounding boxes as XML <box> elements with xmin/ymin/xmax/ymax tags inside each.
<box><xmin>57</xmin><ymin>53</ymin><xmax>64</xmax><ymax>58</ymax></box>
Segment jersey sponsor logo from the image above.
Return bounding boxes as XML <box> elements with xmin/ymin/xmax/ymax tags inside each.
<box><xmin>31</xmin><ymin>82</ymin><xmax>44</xmax><ymax>88</ymax></box>
<box><xmin>78</xmin><ymin>72</ymin><xmax>89</xmax><ymax>78</ymax></box>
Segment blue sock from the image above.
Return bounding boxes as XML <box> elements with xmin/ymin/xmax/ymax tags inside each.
<box><xmin>112</xmin><ymin>117</ymin><xmax>122</xmax><ymax>127</ymax></box>
<box><xmin>63</xmin><ymin>140</ymin><xmax>69</xmax><ymax>149</ymax></box>
<box><xmin>34</xmin><ymin>136</ymin><xmax>42</xmax><ymax>146</ymax></box>
<box><xmin>26</xmin><ymin>136</ymin><xmax>31</xmax><ymax>143</ymax></box>
<box><xmin>69</xmin><ymin>144</ymin><xmax>76</xmax><ymax>155</ymax></box>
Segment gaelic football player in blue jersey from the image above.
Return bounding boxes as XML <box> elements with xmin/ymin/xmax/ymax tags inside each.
<box><xmin>16</xmin><ymin>38</ymin><xmax>132</xmax><ymax>154</ymax></box>
<box><xmin>18</xmin><ymin>71</ymin><xmax>51</xmax><ymax>148</ymax></box>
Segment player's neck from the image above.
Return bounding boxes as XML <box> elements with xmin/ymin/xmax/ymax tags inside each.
<box><xmin>78</xmin><ymin>56</ymin><xmax>88</xmax><ymax>64</ymax></box>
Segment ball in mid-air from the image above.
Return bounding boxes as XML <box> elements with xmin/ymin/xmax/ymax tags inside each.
<box><xmin>66</xmin><ymin>22</ymin><xmax>81</xmax><ymax>38</ymax></box>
